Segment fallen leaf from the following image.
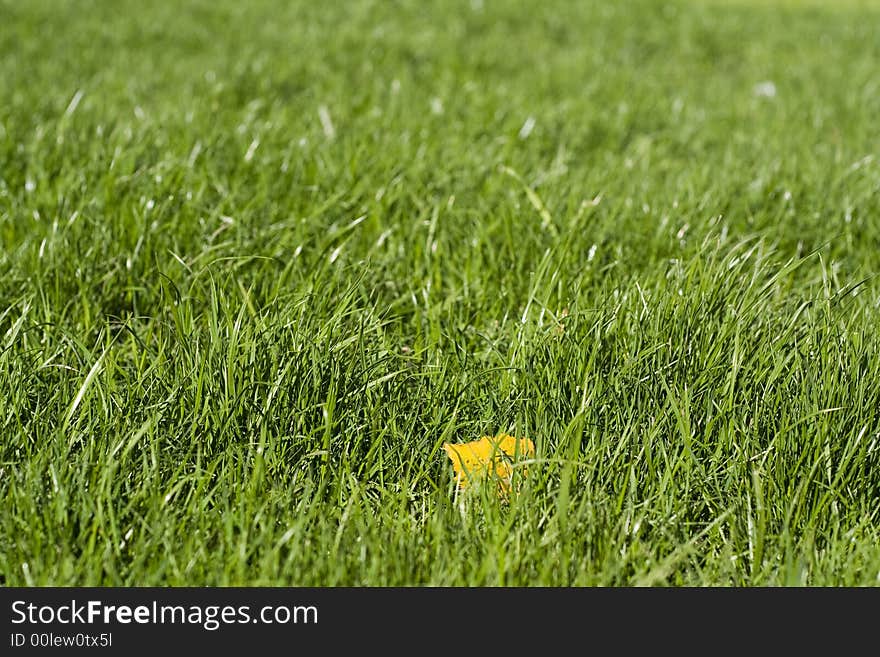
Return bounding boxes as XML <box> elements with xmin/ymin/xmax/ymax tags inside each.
<box><xmin>443</xmin><ymin>433</ymin><xmax>535</xmax><ymax>491</ymax></box>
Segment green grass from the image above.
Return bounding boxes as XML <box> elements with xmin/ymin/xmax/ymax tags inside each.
<box><xmin>2</xmin><ymin>0</ymin><xmax>879</xmax><ymax>586</ymax></box>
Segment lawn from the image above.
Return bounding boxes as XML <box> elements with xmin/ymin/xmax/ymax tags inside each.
<box><xmin>1</xmin><ymin>0</ymin><xmax>879</xmax><ymax>586</ymax></box>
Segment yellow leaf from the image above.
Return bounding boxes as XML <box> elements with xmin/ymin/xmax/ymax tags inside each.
<box><xmin>443</xmin><ymin>433</ymin><xmax>535</xmax><ymax>491</ymax></box>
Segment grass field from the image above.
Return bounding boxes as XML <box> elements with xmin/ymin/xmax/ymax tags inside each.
<box><xmin>2</xmin><ymin>0</ymin><xmax>879</xmax><ymax>586</ymax></box>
